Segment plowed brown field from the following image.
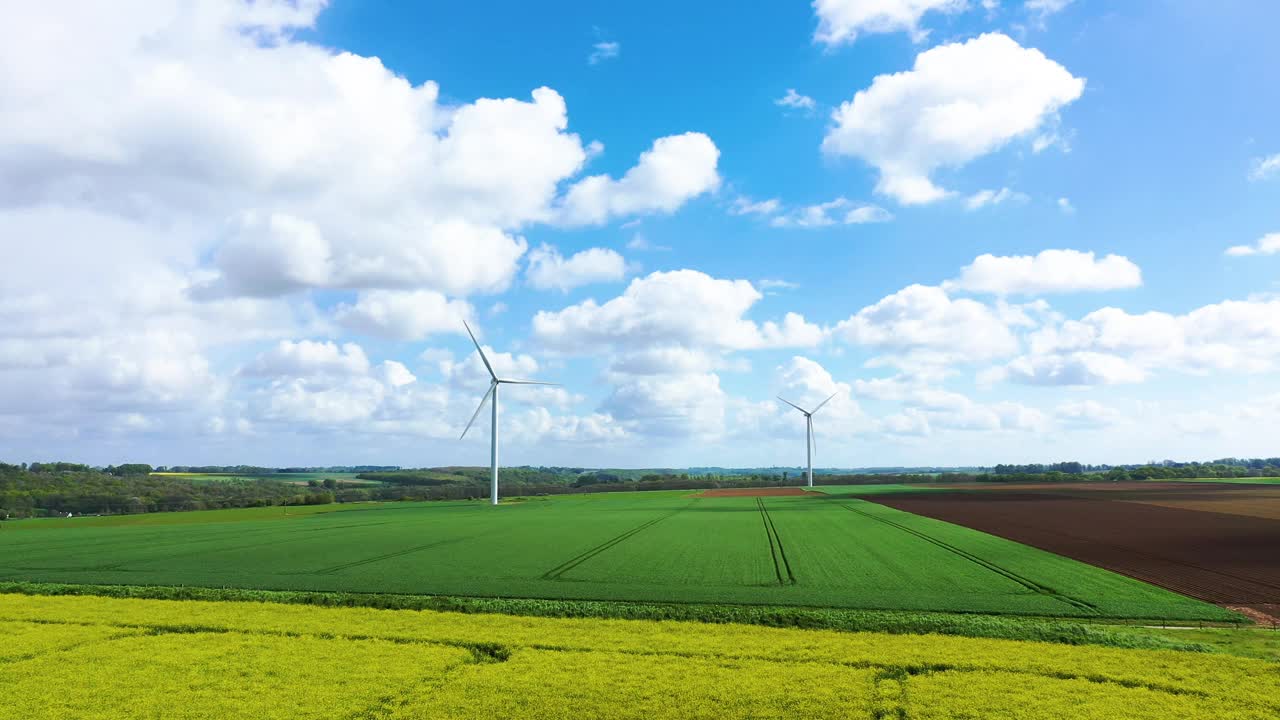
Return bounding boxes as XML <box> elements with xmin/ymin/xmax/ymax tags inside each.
<box><xmin>868</xmin><ymin>483</ymin><xmax>1280</xmax><ymax>621</ymax></box>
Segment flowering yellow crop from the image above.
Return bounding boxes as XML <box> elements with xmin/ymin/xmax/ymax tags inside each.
<box><xmin>0</xmin><ymin>594</ymin><xmax>1274</xmax><ymax>719</ymax></box>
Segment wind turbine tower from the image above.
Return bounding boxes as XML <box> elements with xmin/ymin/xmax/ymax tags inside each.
<box><xmin>459</xmin><ymin>321</ymin><xmax>558</xmax><ymax>505</ymax></box>
<box><xmin>776</xmin><ymin>392</ymin><xmax>838</xmax><ymax>488</ymax></box>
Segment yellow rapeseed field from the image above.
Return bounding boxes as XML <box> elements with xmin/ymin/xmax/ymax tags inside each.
<box><xmin>0</xmin><ymin>594</ymin><xmax>1275</xmax><ymax>719</ymax></box>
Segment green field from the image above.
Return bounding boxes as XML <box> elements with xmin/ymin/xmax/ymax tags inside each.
<box><xmin>0</xmin><ymin>594</ymin><xmax>1274</xmax><ymax>720</ymax></box>
<box><xmin>1155</xmin><ymin>477</ymin><xmax>1280</xmax><ymax>485</ymax></box>
<box><xmin>0</xmin><ymin>491</ymin><xmax>1229</xmax><ymax>620</ymax></box>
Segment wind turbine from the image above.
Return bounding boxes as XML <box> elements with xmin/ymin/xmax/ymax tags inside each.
<box><xmin>776</xmin><ymin>392</ymin><xmax>838</xmax><ymax>488</ymax></box>
<box><xmin>459</xmin><ymin>320</ymin><xmax>559</xmax><ymax>505</ymax></box>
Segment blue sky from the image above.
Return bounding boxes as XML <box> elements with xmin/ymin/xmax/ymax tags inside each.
<box><xmin>2</xmin><ymin>1</ymin><xmax>1279</xmax><ymax>468</ymax></box>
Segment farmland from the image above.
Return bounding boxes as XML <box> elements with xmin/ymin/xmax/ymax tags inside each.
<box><xmin>869</xmin><ymin>481</ymin><xmax>1280</xmax><ymax>621</ymax></box>
<box><xmin>0</xmin><ymin>593</ymin><xmax>1275</xmax><ymax>719</ymax></box>
<box><xmin>0</xmin><ymin>490</ymin><xmax>1231</xmax><ymax>620</ymax></box>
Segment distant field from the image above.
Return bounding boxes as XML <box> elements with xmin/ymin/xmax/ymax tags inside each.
<box><xmin>0</xmin><ymin>491</ymin><xmax>1230</xmax><ymax>620</ymax></box>
<box><xmin>10</xmin><ymin>503</ymin><xmax>350</xmax><ymax>529</ymax></box>
<box><xmin>1158</xmin><ymin>477</ymin><xmax>1280</xmax><ymax>485</ymax></box>
<box><xmin>151</xmin><ymin>471</ymin><xmax>374</xmax><ymax>485</ymax></box>
<box><xmin>0</xmin><ymin>594</ymin><xmax>1274</xmax><ymax>719</ymax></box>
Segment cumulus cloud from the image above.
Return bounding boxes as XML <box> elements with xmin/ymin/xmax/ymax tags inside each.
<box><xmin>834</xmin><ymin>285</ymin><xmax>1019</xmax><ymax>367</ymax></box>
<box><xmin>0</xmin><ymin>2</ymin><xmax>733</xmax><ymax>454</ymax></box>
<box><xmin>558</xmin><ymin>133</ymin><xmax>721</xmax><ymax>226</ymax></box>
<box><xmin>1225</xmin><ymin>233</ymin><xmax>1280</xmax><ymax>257</ymax></box>
<box><xmin>988</xmin><ymin>298</ymin><xmax>1280</xmax><ymax>386</ymax></box>
<box><xmin>526</xmin><ymin>244</ymin><xmax>627</xmax><ymax>292</ymax></box>
<box><xmin>948</xmin><ymin>249</ymin><xmax>1143</xmax><ymax>295</ymax></box>
<box><xmin>813</xmin><ymin>0</ymin><xmax>967</xmax><ymax>46</ymax></box>
<box><xmin>822</xmin><ymin>33</ymin><xmax>1085</xmax><ymax>205</ymax></box>
<box><xmin>334</xmin><ymin>290</ymin><xmax>473</xmax><ymax>341</ymax></box>
<box><xmin>243</xmin><ymin>340</ymin><xmax>371</xmax><ymax>378</ymax></box>
<box><xmin>533</xmin><ymin>270</ymin><xmax>824</xmax><ymax>355</ymax></box>
<box><xmin>1055</xmin><ymin>400</ymin><xmax>1122</xmax><ymax>429</ymax></box>
<box><xmin>856</xmin><ymin>374</ymin><xmax>1046</xmax><ymax>435</ymax></box>
<box><xmin>770</xmin><ymin>198</ymin><xmax>892</xmax><ymax>228</ymax></box>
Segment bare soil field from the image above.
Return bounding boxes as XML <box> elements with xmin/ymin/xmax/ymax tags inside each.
<box><xmin>925</xmin><ymin>481</ymin><xmax>1280</xmax><ymax>521</ymax></box>
<box><xmin>695</xmin><ymin>487</ymin><xmax>826</xmax><ymax>497</ymax></box>
<box><xmin>869</xmin><ymin>486</ymin><xmax>1280</xmax><ymax>621</ymax></box>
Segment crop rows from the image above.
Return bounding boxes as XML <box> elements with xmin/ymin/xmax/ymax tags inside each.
<box><xmin>0</xmin><ymin>594</ymin><xmax>1275</xmax><ymax>719</ymax></box>
<box><xmin>0</xmin><ymin>491</ymin><xmax>1234</xmax><ymax>620</ymax></box>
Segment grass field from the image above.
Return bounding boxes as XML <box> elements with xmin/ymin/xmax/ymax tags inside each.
<box><xmin>0</xmin><ymin>594</ymin><xmax>1274</xmax><ymax>719</ymax></box>
<box><xmin>0</xmin><ymin>491</ymin><xmax>1232</xmax><ymax>620</ymax></box>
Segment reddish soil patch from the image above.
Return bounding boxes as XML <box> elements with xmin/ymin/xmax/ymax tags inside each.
<box><xmin>696</xmin><ymin>487</ymin><xmax>823</xmax><ymax>498</ymax></box>
<box><xmin>871</xmin><ymin>489</ymin><xmax>1280</xmax><ymax>611</ymax></box>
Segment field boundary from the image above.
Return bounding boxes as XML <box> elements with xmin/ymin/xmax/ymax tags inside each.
<box><xmin>836</xmin><ymin>502</ymin><xmax>1100</xmax><ymax>616</ymax></box>
<box><xmin>0</xmin><ymin>581</ymin><xmax>1235</xmax><ymax>652</ymax></box>
<box><xmin>540</xmin><ymin>502</ymin><xmax>694</xmax><ymax>581</ymax></box>
<box><xmin>757</xmin><ymin>499</ymin><xmax>796</xmax><ymax>586</ymax></box>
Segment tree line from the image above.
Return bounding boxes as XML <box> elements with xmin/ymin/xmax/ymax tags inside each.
<box><xmin>0</xmin><ymin>464</ymin><xmax>335</xmax><ymax>519</ymax></box>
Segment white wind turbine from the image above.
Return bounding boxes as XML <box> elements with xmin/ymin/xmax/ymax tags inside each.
<box><xmin>459</xmin><ymin>320</ymin><xmax>559</xmax><ymax>505</ymax></box>
<box><xmin>776</xmin><ymin>392</ymin><xmax>838</xmax><ymax>488</ymax></box>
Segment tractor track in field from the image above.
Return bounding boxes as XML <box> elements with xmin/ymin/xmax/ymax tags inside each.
<box><xmin>756</xmin><ymin>499</ymin><xmax>795</xmax><ymax>586</ymax></box>
<box><xmin>835</xmin><ymin>502</ymin><xmax>1099</xmax><ymax>615</ymax></box>
<box><xmin>311</xmin><ymin>537</ymin><xmax>473</xmax><ymax>575</ymax></box>
<box><xmin>540</xmin><ymin>503</ymin><xmax>695</xmax><ymax>581</ymax></box>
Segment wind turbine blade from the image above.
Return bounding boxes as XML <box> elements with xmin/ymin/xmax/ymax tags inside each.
<box><xmin>500</xmin><ymin>379</ymin><xmax>561</xmax><ymax>386</ymax></box>
<box><xmin>809</xmin><ymin>416</ymin><xmax>817</xmax><ymax>458</ymax></box>
<box><xmin>460</xmin><ymin>383</ymin><xmax>495</xmax><ymax>440</ymax></box>
<box><xmin>811</xmin><ymin>391</ymin><xmax>839</xmax><ymax>415</ymax></box>
<box><xmin>776</xmin><ymin>396</ymin><xmax>809</xmax><ymax>414</ymax></box>
<box><xmin>462</xmin><ymin>320</ymin><xmax>497</xmax><ymax>381</ymax></box>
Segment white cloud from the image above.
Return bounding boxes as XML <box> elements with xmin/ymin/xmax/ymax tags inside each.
<box><xmin>588</xmin><ymin>41</ymin><xmax>620</xmax><ymax>65</ymax></box>
<box><xmin>334</xmin><ymin>290</ymin><xmax>473</xmax><ymax>341</ymax></box>
<box><xmin>964</xmin><ymin>187</ymin><xmax>1029</xmax><ymax>210</ymax></box>
<box><xmin>813</xmin><ymin>0</ymin><xmax>967</xmax><ymax>46</ymax></box>
<box><xmin>601</xmin><ymin>372</ymin><xmax>728</xmax><ymax>439</ymax></box>
<box><xmin>822</xmin><ymin>33</ymin><xmax>1085</xmax><ymax>205</ymax></box>
<box><xmin>948</xmin><ymin>249</ymin><xmax>1143</xmax><ymax>295</ymax></box>
<box><xmin>558</xmin><ymin>133</ymin><xmax>721</xmax><ymax>226</ymax></box>
<box><xmin>775</xmin><ymin>89</ymin><xmax>816</xmax><ymax>113</ymax></box>
<box><xmin>770</xmin><ymin>198</ymin><xmax>892</xmax><ymax>228</ymax></box>
<box><xmin>1025</xmin><ymin>0</ymin><xmax>1073</xmax><ymax>24</ymax></box>
<box><xmin>1057</xmin><ymin>197</ymin><xmax>1076</xmax><ymax>214</ymax></box>
<box><xmin>834</xmin><ymin>285</ymin><xmax>1019</xmax><ymax>366</ymax></box>
<box><xmin>1251</xmin><ymin>153</ymin><xmax>1280</xmax><ymax>181</ymax></box>
<box><xmin>1055</xmin><ymin>400</ymin><xmax>1122</xmax><ymax>429</ymax></box>
<box><xmin>244</xmin><ymin>340</ymin><xmax>371</xmax><ymax>378</ymax></box>
<box><xmin>526</xmin><ymin>244</ymin><xmax>627</xmax><ymax>292</ymax></box>
<box><xmin>730</xmin><ymin>196</ymin><xmax>782</xmax><ymax>216</ymax></box>
<box><xmin>626</xmin><ymin>233</ymin><xmax>671</xmax><ymax>252</ymax></box>
<box><xmin>991</xmin><ymin>298</ymin><xmax>1280</xmax><ymax>386</ymax></box>
<box><xmin>533</xmin><ymin>270</ymin><xmax>824</xmax><ymax>354</ymax></box>
<box><xmin>1225</xmin><ymin>233</ymin><xmax>1280</xmax><ymax>257</ymax></box>
<box><xmin>862</xmin><ymin>375</ymin><xmax>1047</xmax><ymax>435</ymax></box>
